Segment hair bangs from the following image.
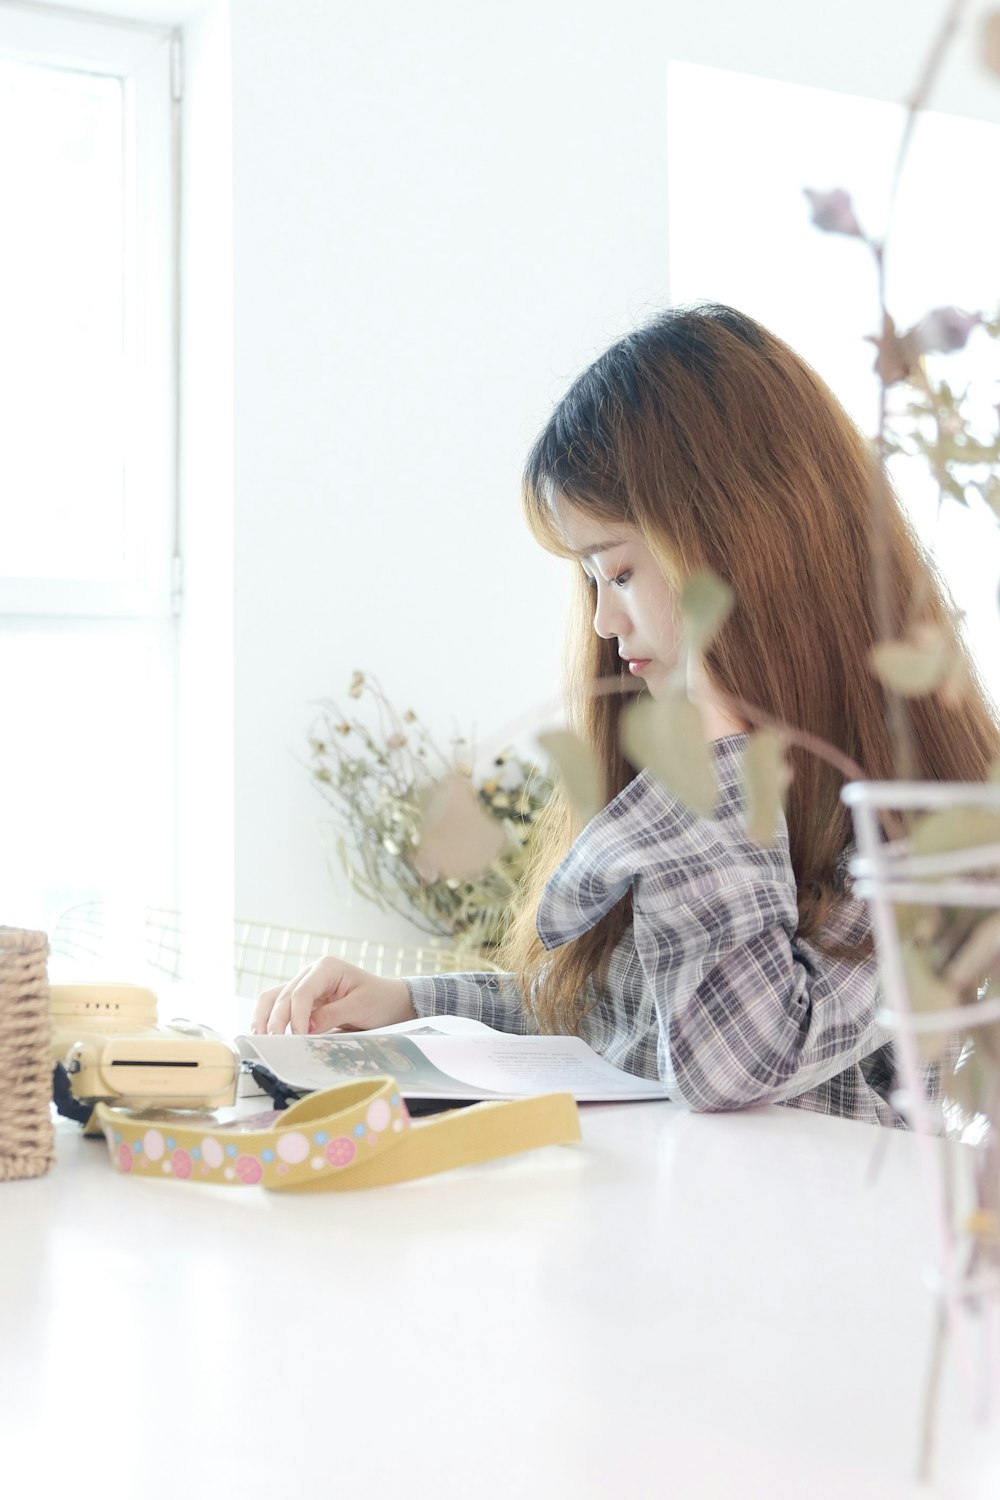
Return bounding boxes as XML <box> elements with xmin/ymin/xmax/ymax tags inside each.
<box><xmin>522</xmin><ymin>363</ymin><xmax>636</xmax><ymax>557</ymax></box>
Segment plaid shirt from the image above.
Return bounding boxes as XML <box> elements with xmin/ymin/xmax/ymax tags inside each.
<box><xmin>406</xmin><ymin>733</ymin><xmax>901</xmax><ymax>1127</ymax></box>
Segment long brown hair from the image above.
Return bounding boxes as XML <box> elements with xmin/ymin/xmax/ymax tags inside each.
<box><xmin>500</xmin><ymin>303</ymin><xmax>1000</xmax><ymax>1034</ymax></box>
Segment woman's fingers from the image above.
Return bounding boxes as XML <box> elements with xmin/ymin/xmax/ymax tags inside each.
<box><xmin>251</xmin><ymin>962</ymin><xmax>413</xmax><ymax>1036</ymax></box>
<box><xmin>287</xmin><ymin>960</ymin><xmax>347</xmax><ymax>1035</ymax></box>
<box><xmin>265</xmin><ymin>982</ymin><xmax>296</xmax><ymax>1034</ymax></box>
<box><xmin>248</xmin><ymin>958</ymin><xmax>355</xmax><ymax>1035</ymax></box>
<box><xmin>250</xmin><ymin>983</ymin><xmax>285</xmax><ymax>1034</ymax></box>
<box><xmin>310</xmin><ymin>998</ymin><xmax>350</xmax><ymax>1033</ymax></box>
<box><xmin>309</xmin><ymin>978</ymin><xmax>415</xmax><ymax>1035</ymax></box>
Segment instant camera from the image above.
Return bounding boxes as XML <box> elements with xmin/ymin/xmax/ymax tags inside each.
<box><xmin>51</xmin><ymin>982</ymin><xmax>239</xmax><ymax>1113</ymax></box>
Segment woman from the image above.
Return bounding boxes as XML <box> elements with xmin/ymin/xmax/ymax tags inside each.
<box><xmin>252</xmin><ymin>304</ymin><xmax>999</xmax><ymax>1125</ymax></box>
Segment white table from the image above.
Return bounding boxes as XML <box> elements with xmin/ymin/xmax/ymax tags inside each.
<box><xmin>3</xmin><ymin>1092</ymin><xmax>1000</xmax><ymax>1500</ymax></box>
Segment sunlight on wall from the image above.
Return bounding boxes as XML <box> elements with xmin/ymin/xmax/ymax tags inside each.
<box><xmin>0</xmin><ymin>59</ymin><xmax>125</xmax><ymax>581</ymax></box>
<box><xmin>0</xmin><ymin>626</ymin><xmax>176</xmax><ymax>933</ymax></box>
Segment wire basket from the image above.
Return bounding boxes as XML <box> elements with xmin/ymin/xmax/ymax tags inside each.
<box><xmin>0</xmin><ymin>926</ymin><xmax>55</xmax><ymax>1183</ymax></box>
<box><xmin>50</xmin><ymin>902</ymin><xmax>499</xmax><ymax>999</ymax></box>
<box><xmin>843</xmin><ymin>780</ymin><xmax>1000</xmax><ymax>1431</ymax></box>
<box><xmin>234</xmin><ymin>919</ymin><xmax>499</xmax><ymax>998</ymax></box>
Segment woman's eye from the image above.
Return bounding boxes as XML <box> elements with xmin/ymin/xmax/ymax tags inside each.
<box><xmin>610</xmin><ymin>570</ymin><xmax>632</xmax><ymax>588</ymax></box>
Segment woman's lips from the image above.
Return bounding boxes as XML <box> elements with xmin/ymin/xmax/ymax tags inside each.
<box><xmin>626</xmin><ymin>659</ymin><xmax>651</xmax><ymax>674</ymax></box>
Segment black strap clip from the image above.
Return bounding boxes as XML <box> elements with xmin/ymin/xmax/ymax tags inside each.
<box><xmin>51</xmin><ymin>1062</ymin><xmax>95</xmax><ymax>1127</ymax></box>
<box><xmin>243</xmin><ymin>1060</ymin><xmax>307</xmax><ymax>1112</ymax></box>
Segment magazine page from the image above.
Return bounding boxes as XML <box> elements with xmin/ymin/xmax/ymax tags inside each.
<box><xmin>239</xmin><ymin>1030</ymin><xmax>668</xmax><ymax>1103</ymax></box>
<box><xmin>408</xmin><ymin>1035</ymin><xmax>668</xmax><ymax>1101</ymax></box>
<box><xmin>337</xmin><ymin>1015</ymin><xmax>496</xmax><ymax>1038</ymax></box>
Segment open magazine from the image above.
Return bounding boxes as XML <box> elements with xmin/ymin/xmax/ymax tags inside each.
<box><xmin>237</xmin><ymin>1016</ymin><xmax>669</xmax><ymax>1104</ymax></box>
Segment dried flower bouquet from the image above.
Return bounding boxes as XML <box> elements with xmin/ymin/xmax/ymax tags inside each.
<box><xmin>308</xmin><ymin>672</ymin><xmax>553</xmax><ymax>954</ymax></box>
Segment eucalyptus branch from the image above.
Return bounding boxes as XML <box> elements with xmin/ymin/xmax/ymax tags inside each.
<box><xmin>479</xmin><ymin>668</ymin><xmax>873</xmax><ymax>791</ymax></box>
<box><xmin>916</xmin><ymin>1296</ymin><xmax>948</xmax><ymax>1483</ymax></box>
<box><xmin>712</xmin><ymin>688</ymin><xmax>867</xmax><ymax>784</ymax></box>
<box><xmin>887</xmin><ymin>0</ymin><xmax>969</xmax><ymax>220</ymax></box>
<box><xmin>864</xmin><ymin>4</ymin><xmax>969</xmax><ymax>779</ymax></box>
<box><xmin>903</xmin><ymin>360</ymin><xmax>951</xmax><ymax>631</ymax></box>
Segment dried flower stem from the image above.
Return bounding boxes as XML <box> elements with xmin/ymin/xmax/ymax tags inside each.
<box><xmin>717</xmin><ymin>688</ymin><xmax>867</xmax><ymax>784</ymax></box>
<box><xmin>916</xmin><ymin>1295</ymin><xmax>948</xmax><ymax>1483</ymax></box>
<box><xmin>890</xmin><ymin>0</ymin><xmax>969</xmax><ymax>211</ymax></box>
<box><xmin>866</xmin><ymin>0</ymin><xmax>970</xmax><ymax>781</ymax></box>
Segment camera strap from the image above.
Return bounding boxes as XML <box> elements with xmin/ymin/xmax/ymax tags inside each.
<box><xmin>92</xmin><ymin>1074</ymin><xmax>581</xmax><ymax>1191</ymax></box>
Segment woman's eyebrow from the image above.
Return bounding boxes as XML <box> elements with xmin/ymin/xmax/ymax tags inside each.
<box><xmin>568</xmin><ymin>538</ymin><xmax>629</xmax><ymax>557</ymax></box>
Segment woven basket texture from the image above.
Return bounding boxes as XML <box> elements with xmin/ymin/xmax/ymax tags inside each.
<box><xmin>0</xmin><ymin>927</ymin><xmax>54</xmax><ymax>1182</ymax></box>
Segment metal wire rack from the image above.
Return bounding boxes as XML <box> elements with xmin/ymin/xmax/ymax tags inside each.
<box><xmin>233</xmin><ymin>919</ymin><xmax>495</xmax><ymax>996</ymax></box>
<box><xmin>50</xmin><ymin>901</ymin><xmax>494</xmax><ymax>997</ymax></box>
<box><xmin>50</xmin><ymin>901</ymin><xmax>184</xmax><ymax>979</ymax></box>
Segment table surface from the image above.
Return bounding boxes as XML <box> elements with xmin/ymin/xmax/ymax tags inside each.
<box><xmin>4</xmin><ymin>1080</ymin><xmax>1000</xmax><ymax>1500</ymax></box>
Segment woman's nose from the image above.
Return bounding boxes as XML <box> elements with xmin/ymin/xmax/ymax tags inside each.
<box><xmin>593</xmin><ymin>586</ymin><xmax>628</xmax><ymax>640</ymax></box>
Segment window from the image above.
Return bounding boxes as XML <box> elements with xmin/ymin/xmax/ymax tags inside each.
<box><xmin>666</xmin><ymin>62</ymin><xmax>1000</xmax><ymax>711</ymax></box>
<box><xmin>0</xmin><ymin>7</ymin><xmax>178</xmax><ymax>935</ymax></box>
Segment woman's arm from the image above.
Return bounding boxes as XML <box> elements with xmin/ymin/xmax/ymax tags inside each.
<box><xmin>405</xmin><ymin>971</ymin><xmax>534</xmax><ymax>1034</ymax></box>
<box><xmin>536</xmin><ymin>735</ymin><xmax>888</xmax><ymax>1111</ymax></box>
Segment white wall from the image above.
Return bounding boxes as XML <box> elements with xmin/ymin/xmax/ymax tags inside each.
<box><xmin>226</xmin><ymin>0</ymin><xmax>1000</xmax><ymax>944</ymax></box>
<box><xmin>228</xmin><ymin>0</ymin><xmax>677</xmax><ymax>939</ymax></box>
<box><xmin>37</xmin><ymin>0</ymin><xmax>1000</xmax><ymax>955</ymax></box>
<box><xmin>176</xmin><ymin>0</ymin><xmax>234</xmax><ymax>988</ymax></box>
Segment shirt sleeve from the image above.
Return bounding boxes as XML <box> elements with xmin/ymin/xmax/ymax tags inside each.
<box><xmin>534</xmin><ymin>735</ymin><xmax>889</xmax><ymax>1112</ymax></box>
<box><xmin>404</xmin><ymin>970</ymin><xmax>534</xmax><ymax>1034</ymax></box>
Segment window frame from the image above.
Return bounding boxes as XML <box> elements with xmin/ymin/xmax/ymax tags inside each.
<box><xmin>0</xmin><ymin>4</ymin><xmax>177</xmax><ymax>620</ymax></box>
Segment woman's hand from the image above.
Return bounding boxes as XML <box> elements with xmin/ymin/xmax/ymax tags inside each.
<box><xmin>250</xmin><ymin>958</ymin><xmax>417</xmax><ymax>1036</ymax></box>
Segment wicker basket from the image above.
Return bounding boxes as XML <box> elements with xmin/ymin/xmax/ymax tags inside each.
<box><xmin>0</xmin><ymin>927</ymin><xmax>55</xmax><ymax>1182</ymax></box>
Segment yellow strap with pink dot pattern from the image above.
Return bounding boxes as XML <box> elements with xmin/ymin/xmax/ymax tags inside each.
<box><xmin>93</xmin><ymin>1075</ymin><xmax>581</xmax><ymax>1191</ymax></box>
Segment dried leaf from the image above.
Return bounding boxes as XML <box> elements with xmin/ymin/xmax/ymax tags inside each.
<box><xmin>945</xmin><ymin>1039</ymin><xmax>991</xmax><ymax>1117</ymax></box>
<box><xmin>803</xmin><ymin>187</ymin><xmax>863</xmax><ymax>237</ymax></box>
<box><xmin>414</xmin><ymin>774</ymin><xmax>505</xmax><ymax>881</ymax></box>
<box><xmin>620</xmin><ymin>695</ymin><xmax>719</xmax><ymax>816</ymax></box>
<box><xmin>963</xmin><ymin>1208</ymin><xmax>1000</xmax><ymax>1243</ymax></box>
<box><xmin>945</xmin><ymin>911</ymin><xmax>1000</xmax><ymax>994</ymax></box>
<box><xmin>902</xmin><ymin>946</ymin><xmax>959</xmax><ymax>1062</ymax></box>
<box><xmin>741</xmin><ymin>730</ymin><xmax>792</xmax><ymax>846</ymax></box>
<box><xmin>911</xmin><ymin>306</ymin><xmax>981</xmax><ymax>355</ymax></box>
<box><xmin>981</xmin><ymin>12</ymin><xmax>1000</xmax><ymax>77</ymax></box>
<box><xmin>537</xmin><ymin>729</ymin><xmax>604</xmax><ymax>825</ymax></box>
<box><xmin>978</xmin><ymin>1014</ymin><xmax>1000</xmax><ymax>1065</ymax></box>
<box><xmin>978</xmin><ymin>475</ymin><xmax>1000</xmax><ymax>521</ymax></box>
<box><xmin>892</xmin><ymin>902</ymin><xmax>938</xmax><ymax>944</ymax></box>
<box><xmin>865</xmin><ymin>314</ymin><xmax>920</xmax><ymax>387</ymax></box>
<box><xmin>680</xmin><ymin>570</ymin><xmax>734</xmax><ymax>653</ymax></box>
<box><xmin>902</xmin><ymin>945</ymin><xmax>958</xmax><ymax>1011</ymax></box>
<box><xmin>937</xmin><ymin>647</ymin><xmax>971</xmax><ymax>709</ymax></box>
<box><xmin>912</xmin><ymin>807</ymin><xmax>1000</xmax><ymax>858</ymax></box>
<box><xmin>870</xmin><ymin>638</ymin><xmax>949</xmax><ymax>697</ymax></box>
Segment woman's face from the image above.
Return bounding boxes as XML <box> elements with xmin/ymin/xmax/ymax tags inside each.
<box><xmin>555</xmin><ymin>499</ymin><xmax>681</xmax><ymax>700</ymax></box>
